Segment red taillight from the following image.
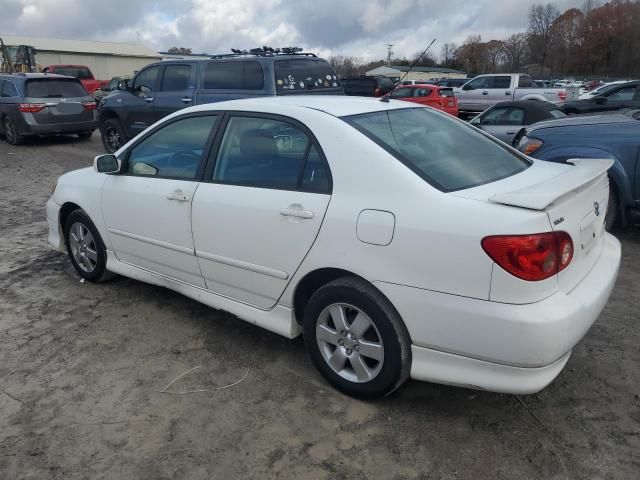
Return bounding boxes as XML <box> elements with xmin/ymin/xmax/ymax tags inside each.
<box><xmin>557</xmin><ymin>91</ymin><xmax>567</xmax><ymax>101</ymax></box>
<box><xmin>482</xmin><ymin>232</ymin><xmax>573</xmax><ymax>281</ymax></box>
<box><xmin>19</xmin><ymin>103</ymin><xmax>46</xmax><ymax>113</ymax></box>
<box><xmin>82</xmin><ymin>101</ymin><xmax>97</xmax><ymax>111</ymax></box>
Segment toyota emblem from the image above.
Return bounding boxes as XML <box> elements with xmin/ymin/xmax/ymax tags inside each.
<box><xmin>594</xmin><ymin>201</ymin><xmax>600</xmax><ymax>217</ymax></box>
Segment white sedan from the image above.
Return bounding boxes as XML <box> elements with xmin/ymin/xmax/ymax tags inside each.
<box><xmin>47</xmin><ymin>96</ymin><xmax>621</xmax><ymax>399</ymax></box>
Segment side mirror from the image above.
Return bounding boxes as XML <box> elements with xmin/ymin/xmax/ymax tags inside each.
<box><xmin>94</xmin><ymin>154</ymin><xmax>120</xmax><ymax>173</ymax></box>
<box><xmin>118</xmin><ymin>79</ymin><xmax>129</xmax><ymax>91</ymax></box>
<box><xmin>595</xmin><ymin>96</ymin><xmax>608</xmax><ymax>105</ymax></box>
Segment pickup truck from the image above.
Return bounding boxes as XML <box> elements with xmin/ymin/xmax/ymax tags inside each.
<box><xmin>455</xmin><ymin>74</ymin><xmax>566</xmax><ymax>115</ymax></box>
<box><xmin>41</xmin><ymin>65</ymin><xmax>108</xmax><ymax>95</ymax></box>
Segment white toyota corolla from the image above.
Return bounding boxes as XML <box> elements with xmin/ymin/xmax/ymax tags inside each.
<box><xmin>47</xmin><ymin>96</ymin><xmax>620</xmax><ymax>399</ymax></box>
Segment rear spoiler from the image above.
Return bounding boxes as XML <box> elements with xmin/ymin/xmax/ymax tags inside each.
<box><xmin>489</xmin><ymin>158</ymin><xmax>614</xmax><ymax>210</ymax></box>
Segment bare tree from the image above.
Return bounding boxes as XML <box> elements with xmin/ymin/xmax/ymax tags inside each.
<box><xmin>327</xmin><ymin>56</ymin><xmax>363</xmax><ymax>77</ymax></box>
<box><xmin>527</xmin><ymin>3</ymin><xmax>560</xmax><ymax>68</ymax></box>
<box><xmin>440</xmin><ymin>42</ymin><xmax>458</xmax><ymax>67</ymax></box>
<box><xmin>501</xmin><ymin>33</ymin><xmax>528</xmax><ymax>71</ymax></box>
<box><xmin>485</xmin><ymin>40</ymin><xmax>504</xmax><ymax>72</ymax></box>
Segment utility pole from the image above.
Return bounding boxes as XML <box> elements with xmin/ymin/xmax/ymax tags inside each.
<box><xmin>386</xmin><ymin>44</ymin><xmax>393</xmax><ymax>66</ymax></box>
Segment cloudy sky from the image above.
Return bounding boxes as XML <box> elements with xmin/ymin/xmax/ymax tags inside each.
<box><xmin>1</xmin><ymin>0</ymin><xmax>584</xmax><ymax>60</ymax></box>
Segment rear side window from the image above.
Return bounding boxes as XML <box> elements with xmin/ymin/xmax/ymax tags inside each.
<box><xmin>438</xmin><ymin>88</ymin><xmax>454</xmax><ymax>97</ymax></box>
<box><xmin>275</xmin><ymin>59</ymin><xmax>341</xmax><ymax>94</ymax></box>
<box><xmin>344</xmin><ymin>108</ymin><xmax>530</xmax><ymax>192</ymax></box>
<box><xmin>203</xmin><ymin>61</ymin><xmax>264</xmax><ymax>90</ymax></box>
<box><xmin>2</xmin><ymin>80</ymin><xmax>18</xmax><ymax>97</ymax></box>
<box><xmin>518</xmin><ymin>76</ymin><xmax>533</xmax><ymax>88</ymax></box>
<box><xmin>161</xmin><ymin>64</ymin><xmax>192</xmax><ymax>91</ymax></box>
<box><xmin>390</xmin><ymin>88</ymin><xmax>413</xmax><ymax>98</ymax></box>
<box><xmin>26</xmin><ymin>79</ymin><xmax>86</xmax><ymax>98</ymax></box>
<box><xmin>53</xmin><ymin>67</ymin><xmax>92</xmax><ymax>79</ymax></box>
<box><xmin>415</xmin><ymin>88</ymin><xmax>432</xmax><ymax>97</ymax></box>
<box><xmin>492</xmin><ymin>76</ymin><xmax>512</xmax><ymax>89</ymax></box>
<box><xmin>378</xmin><ymin>77</ymin><xmax>394</xmax><ymax>89</ymax></box>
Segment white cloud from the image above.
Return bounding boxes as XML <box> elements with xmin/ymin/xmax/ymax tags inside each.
<box><xmin>0</xmin><ymin>0</ymin><xmax>584</xmax><ymax>60</ymax></box>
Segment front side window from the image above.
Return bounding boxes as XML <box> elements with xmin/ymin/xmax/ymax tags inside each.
<box><xmin>605</xmin><ymin>86</ymin><xmax>637</xmax><ymax>101</ymax></box>
<box><xmin>344</xmin><ymin>107</ymin><xmax>530</xmax><ymax>192</ymax></box>
<box><xmin>203</xmin><ymin>61</ymin><xmax>264</xmax><ymax>90</ymax></box>
<box><xmin>213</xmin><ymin>116</ymin><xmax>330</xmax><ymax>192</ymax></box>
<box><xmin>161</xmin><ymin>65</ymin><xmax>192</xmax><ymax>91</ymax></box>
<box><xmin>126</xmin><ymin>115</ymin><xmax>217</xmax><ymax>179</ymax></box>
<box><xmin>133</xmin><ymin>66</ymin><xmax>160</xmax><ymax>92</ymax></box>
<box><xmin>465</xmin><ymin>77</ymin><xmax>490</xmax><ymax>90</ymax></box>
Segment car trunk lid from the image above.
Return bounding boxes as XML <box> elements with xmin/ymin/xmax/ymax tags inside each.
<box><xmin>455</xmin><ymin>158</ymin><xmax>613</xmax><ymax>293</ymax></box>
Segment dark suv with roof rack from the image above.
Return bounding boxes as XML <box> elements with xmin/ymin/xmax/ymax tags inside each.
<box><xmin>0</xmin><ymin>73</ymin><xmax>97</xmax><ymax>146</ymax></box>
<box><xmin>98</xmin><ymin>46</ymin><xmax>343</xmax><ymax>152</ymax></box>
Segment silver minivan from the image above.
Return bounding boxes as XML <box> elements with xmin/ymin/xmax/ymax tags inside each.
<box><xmin>0</xmin><ymin>73</ymin><xmax>97</xmax><ymax>145</ymax></box>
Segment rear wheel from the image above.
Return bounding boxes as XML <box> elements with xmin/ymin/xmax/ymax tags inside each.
<box><xmin>63</xmin><ymin>210</ymin><xmax>114</xmax><ymax>282</ymax></box>
<box><xmin>303</xmin><ymin>277</ymin><xmax>411</xmax><ymax>399</ymax></box>
<box><xmin>100</xmin><ymin>119</ymin><xmax>126</xmax><ymax>153</ymax></box>
<box><xmin>2</xmin><ymin>116</ymin><xmax>24</xmax><ymax>146</ymax></box>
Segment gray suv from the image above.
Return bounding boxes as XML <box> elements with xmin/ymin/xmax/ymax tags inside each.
<box><xmin>0</xmin><ymin>73</ymin><xmax>97</xmax><ymax>145</ymax></box>
<box><xmin>98</xmin><ymin>47</ymin><xmax>343</xmax><ymax>153</ymax></box>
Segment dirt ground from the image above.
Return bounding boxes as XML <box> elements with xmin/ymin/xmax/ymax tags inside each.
<box><xmin>0</xmin><ymin>133</ymin><xmax>639</xmax><ymax>480</ymax></box>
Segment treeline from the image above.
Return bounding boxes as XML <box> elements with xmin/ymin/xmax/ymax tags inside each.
<box><xmin>329</xmin><ymin>0</ymin><xmax>640</xmax><ymax>78</ymax></box>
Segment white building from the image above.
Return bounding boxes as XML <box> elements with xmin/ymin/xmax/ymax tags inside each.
<box><xmin>0</xmin><ymin>34</ymin><xmax>161</xmax><ymax>79</ymax></box>
<box><xmin>366</xmin><ymin>65</ymin><xmax>466</xmax><ymax>81</ymax></box>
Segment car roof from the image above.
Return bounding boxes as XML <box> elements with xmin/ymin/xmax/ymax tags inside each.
<box><xmin>159</xmin><ymin>55</ymin><xmax>323</xmax><ymax>65</ymax></box>
<box><xmin>0</xmin><ymin>72</ymin><xmax>76</xmax><ymax>82</ymax></box>
<box><xmin>181</xmin><ymin>95</ymin><xmax>415</xmax><ymax>118</ymax></box>
<box><xmin>484</xmin><ymin>100</ymin><xmax>563</xmax><ymax>124</ymax></box>
<box><xmin>529</xmin><ymin>112</ymin><xmax>636</xmax><ymax>132</ymax></box>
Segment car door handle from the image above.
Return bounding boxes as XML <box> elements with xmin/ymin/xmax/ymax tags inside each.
<box><xmin>505</xmin><ymin>91</ymin><xmax>511</xmax><ymax>95</ymax></box>
<box><xmin>144</xmin><ymin>97</ymin><xmax>154</xmax><ymax>103</ymax></box>
<box><xmin>181</xmin><ymin>97</ymin><xmax>192</xmax><ymax>103</ymax></box>
<box><xmin>506</xmin><ymin>131</ymin><xmax>516</xmax><ymax>135</ymax></box>
<box><xmin>279</xmin><ymin>207</ymin><xmax>314</xmax><ymax>219</ymax></box>
<box><xmin>482</xmin><ymin>91</ymin><xmax>489</xmax><ymax>95</ymax></box>
<box><xmin>167</xmin><ymin>190</ymin><xmax>190</xmax><ymax>202</ymax></box>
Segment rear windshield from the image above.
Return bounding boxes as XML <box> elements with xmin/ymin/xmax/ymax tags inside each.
<box><xmin>26</xmin><ymin>79</ymin><xmax>87</xmax><ymax>98</ymax></box>
<box><xmin>377</xmin><ymin>77</ymin><xmax>394</xmax><ymax>89</ymax></box>
<box><xmin>275</xmin><ymin>59</ymin><xmax>342</xmax><ymax>94</ymax></box>
<box><xmin>52</xmin><ymin>67</ymin><xmax>92</xmax><ymax>79</ymax></box>
<box><xmin>343</xmin><ymin>108</ymin><xmax>531</xmax><ymax>192</ymax></box>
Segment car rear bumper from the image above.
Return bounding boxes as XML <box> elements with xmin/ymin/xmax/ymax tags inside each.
<box><xmin>375</xmin><ymin>232</ymin><xmax>621</xmax><ymax>393</ymax></box>
<box><xmin>22</xmin><ymin>120</ymin><xmax>97</xmax><ymax>135</ymax></box>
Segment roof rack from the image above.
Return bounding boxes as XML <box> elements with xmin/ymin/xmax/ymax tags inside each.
<box><xmin>210</xmin><ymin>46</ymin><xmax>317</xmax><ymax>59</ymax></box>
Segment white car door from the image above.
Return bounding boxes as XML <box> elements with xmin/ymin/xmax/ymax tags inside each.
<box><xmin>191</xmin><ymin>114</ymin><xmax>332</xmax><ymax>309</ymax></box>
<box><xmin>459</xmin><ymin>76</ymin><xmax>491</xmax><ymax>111</ymax></box>
<box><xmin>102</xmin><ymin>114</ymin><xmax>219</xmax><ymax>287</ymax></box>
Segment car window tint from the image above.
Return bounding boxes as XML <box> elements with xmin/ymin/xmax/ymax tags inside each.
<box><xmin>213</xmin><ymin>116</ymin><xmax>312</xmax><ymax>189</ymax></box>
<box><xmin>161</xmin><ymin>64</ymin><xmax>191</xmax><ymax>91</ymax></box>
<box><xmin>2</xmin><ymin>80</ymin><xmax>18</xmax><ymax>97</ymax></box>
<box><xmin>415</xmin><ymin>88</ymin><xmax>431</xmax><ymax>97</ymax></box>
<box><xmin>344</xmin><ymin>108</ymin><xmax>530</xmax><ymax>192</ymax></box>
<box><xmin>390</xmin><ymin>88</ymin><xmax>413</xmax><ymax>98</ymax></box>
<box><xmin>203</xmin><ymin>61</ymin><xmax>264</xmax><ymax>90</ymax></box>
<box><xmin>481</xmin><ymin>107</ymin><xmax>524</xmax><ymax>126</ymax></box>
<box><xmin>606</xmin><ymin>86</ymin><xmax>637</xmax><ymax>101</ymax></box>
<box><xmin>517</xmin><ymin>76</ymin><xmax>533</xmax><ymax>88</ymax></box>
<box><xmin>126</xmin><ymin>115</ymin><xmax>216</xmax><ymax>179</ymax></box>
<box><xmin>300</xmin><ymin>145</ymin><xmax>331</xmax><ymax>193</ymax></box>
<box><xmin>25</xmin><ymin>79</ymin><xmax>86</xmax><ymax>97</ymax></box>
<box><xmin>133</xmin><ymin>66</ymin><xmax>160</xmax><ymax>92</ymax></box>
<box><xmin>492</xmin><ymin>76</ymin><xmax>512</xmax><ymax>89</ymax></box>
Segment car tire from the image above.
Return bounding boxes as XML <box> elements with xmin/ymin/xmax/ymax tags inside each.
<box><xmin>63</xmin><ymin>210</ymin><xmax>115</xmax><ymax>283</ymax></box>
<box><xmin>605</xmin><ymin>182</ymin><xmax>618</xmax><ymax>231</ymax></box>
<box><xmin>100</xmin><ymin>119</ymin><xmax>126</xmax><ymax>153</ymax></box>
<box><xmin>303</xmin><ymin>276</ymin><xmax>411</xmax><ymax>399</ymax></box>
<box><xmin>2</xmin><ymin>116</ymin><xmax>24</xmax><ymax>146</ymax></box>
<box><xmin>77</xmin><ymin>131</ymin><xmax>94</xmax><ymax>140</ymax></box>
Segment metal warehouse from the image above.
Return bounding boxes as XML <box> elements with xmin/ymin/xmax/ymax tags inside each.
<box><xmin>0</xmin><ymin>34</ymin><xmax>161</xmax><ymax>79</ymax></box>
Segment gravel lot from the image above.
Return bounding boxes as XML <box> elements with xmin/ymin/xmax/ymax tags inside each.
<box><xmin>0</xmin><ymin>133</ymin><xmax>639</xmax><ymax>480</ymax></box>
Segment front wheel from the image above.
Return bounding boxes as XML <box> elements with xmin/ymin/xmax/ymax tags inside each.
<box><xmin>63</xmin><ymin>210</ymin><xmax>114</xmax><ymax>282</ymax></box>
<box><xmin>303</xmin><ymin>277</ymin><xmax>411</xmax><ymax>399</ymax></box>
<box><xmin>100</xmin><ymin>119</ymin><xmax>126</xmax><ymax>153</ymax></box>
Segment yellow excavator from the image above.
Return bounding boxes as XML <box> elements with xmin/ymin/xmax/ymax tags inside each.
<box><xmin>0</xmin><ymin>37</ymin><xmax>38</xmax><ymax>73</ymax></box>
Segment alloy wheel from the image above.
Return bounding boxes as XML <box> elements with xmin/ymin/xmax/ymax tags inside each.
<box><xmin>4</xmin><ymin>118</ymin><xmax>16</xmax><ymax>143</ymax></box>
<box><xmin>105</xmin><ymin>127</ymin><xmax>121</xmax><ymax>151</ymax></box>
<box><xmin>316</xmin><ymin>303</ymin><xmax>384</xmax><ymax>383</ymax></box>
<box><xmin>68</xmin><ymin>222</ymin><xmax>98</xmax><ymax>273</ymax></box>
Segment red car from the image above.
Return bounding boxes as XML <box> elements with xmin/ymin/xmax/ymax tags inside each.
<box><xmin>389</xmin><ymin>84</ymin><xmax>459</xmax><ymax>116</ymax></box>
<box><xmin>41</xmin><ymin>65</ymin><xmax>108</xmax><ymax>95</ymax></box>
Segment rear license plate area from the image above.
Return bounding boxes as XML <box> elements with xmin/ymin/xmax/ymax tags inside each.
<box><xmin>579</xmin><ymin>198</ymin><xmax>606</xmax><ymax>255</ymax></box>
<box><xmin>55</xmin><ymin>102</ymin><xmax>83</xmax><ymax>114</ymax></box>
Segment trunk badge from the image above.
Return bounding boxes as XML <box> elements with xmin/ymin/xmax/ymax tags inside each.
<box><xmin>594</xmin><ymin>202</ymin><xmax>600</xmax><ymax>217</ymax></box>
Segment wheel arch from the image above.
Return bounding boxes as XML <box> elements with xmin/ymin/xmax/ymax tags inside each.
<box><xmin>98</xmin><ymin>108</ymin><xmax>120</xmax><ymax>125</ymax></box>
<box><xmin>59</xmin><ymin>201</ymin><xmax>84</xmax><ymax>231</ymax></box>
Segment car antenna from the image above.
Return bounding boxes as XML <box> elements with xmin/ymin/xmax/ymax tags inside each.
<box><xmin>380</xmin><ymin>38</ymin><xmax>436</xmax><ymax>103</ymax></box>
